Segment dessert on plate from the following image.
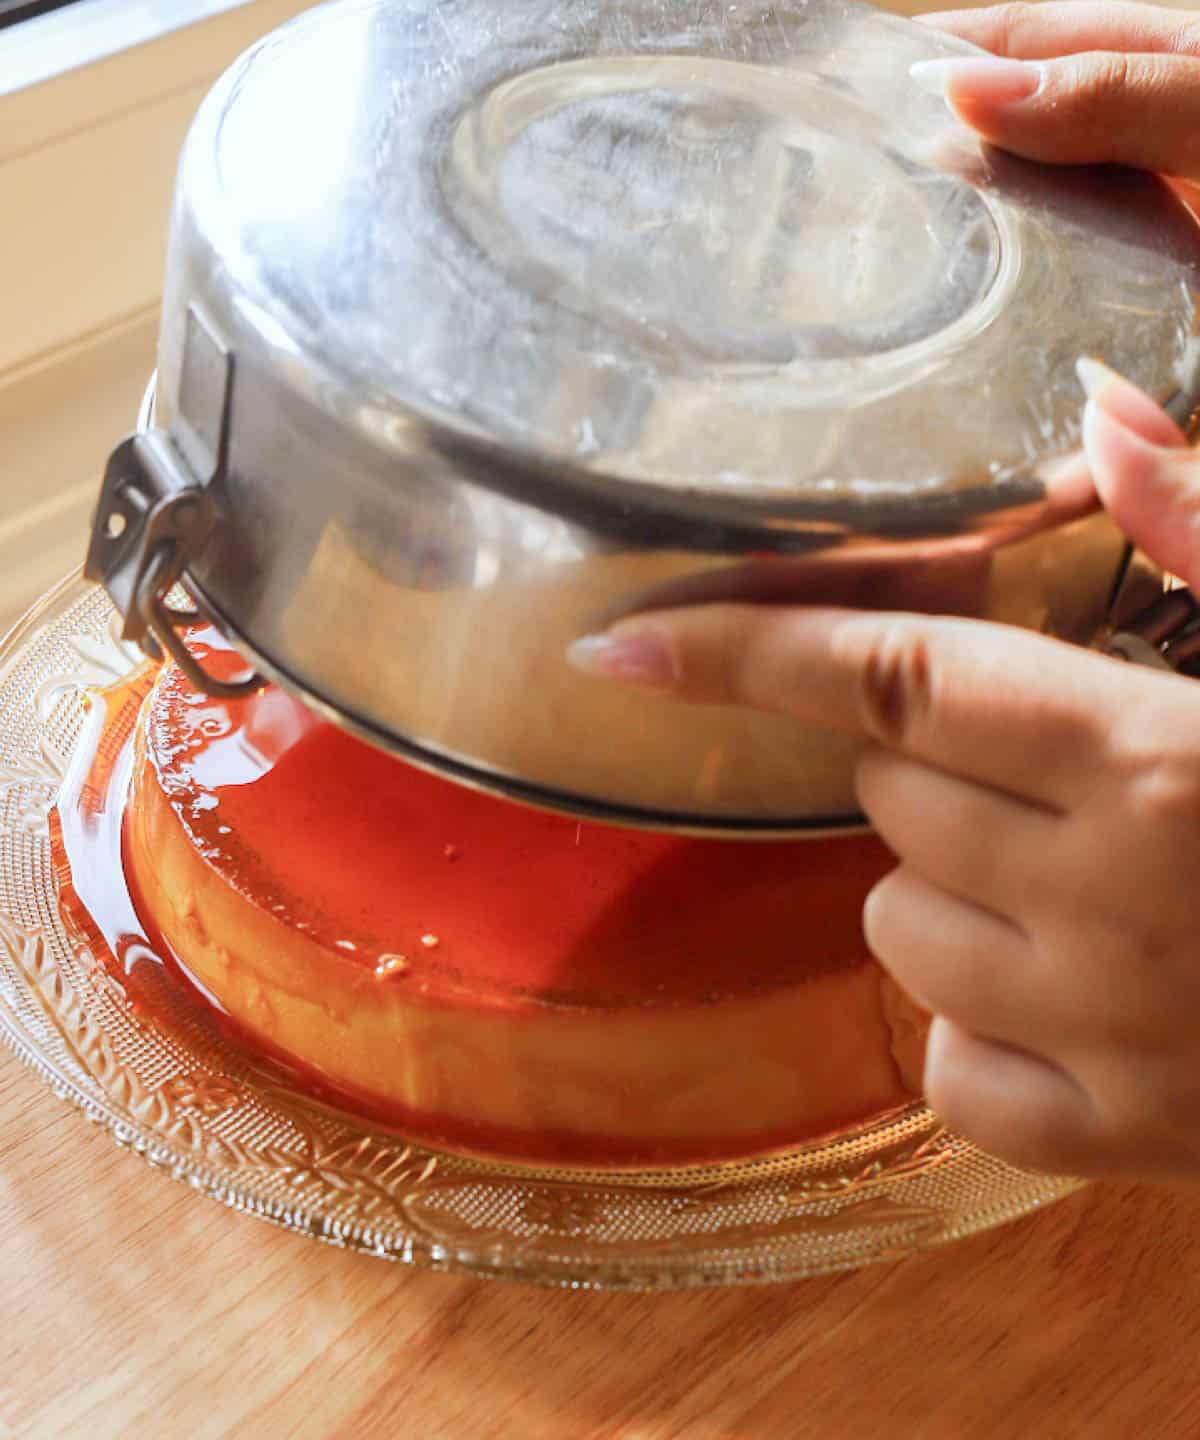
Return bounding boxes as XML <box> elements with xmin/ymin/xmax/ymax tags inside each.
<box><xmin>118</xmin><ymin>629</ymin><xmax>928</xmax><ymax>1167</ymax></box>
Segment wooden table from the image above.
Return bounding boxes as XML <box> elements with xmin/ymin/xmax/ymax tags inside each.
<box><xmin>4</xmin><ymin>1044</ymin><xmax>1200</xmax><ymax>1438</ymax></box>
<box><xmin>6</xmin><ymin>7</ymin><xmax>1200</xmax><ymax>1437</ymax></box>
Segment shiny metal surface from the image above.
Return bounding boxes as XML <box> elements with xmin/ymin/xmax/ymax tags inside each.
<box><xmin>119</xmin><ymin>0</ymin><xmax>1200</xmax><ymax>829</ymax></box>
<box><xmin>1106</xmin><ymin>587</ymin><xmax>1200</xmax><ymax>674</ymax></box>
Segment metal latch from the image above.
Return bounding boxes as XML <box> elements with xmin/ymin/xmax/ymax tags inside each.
<box><xmin>84</xmin><ymin>306</ymin><xmax>262</xmax><ymax>700</ymax></box>
<box><xmin>1104</xmin><ymin>587</ymin><xmax>1200</xmax><ymax>674</ymax></box>
<box><xmin>86</xmin><ymin>429</ymin><xmax>213</xmax><ymax>646</ymax></box>
<box><xmin>84</xmin><ymin>432</ymin><xmax>263</xmax><ymax>699</ymax></box>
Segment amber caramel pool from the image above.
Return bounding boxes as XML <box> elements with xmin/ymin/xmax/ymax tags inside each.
<box><xmin>53</xmin><ymin>630</ymin><xmax>927</xmax><ymax>1168</ymax></box>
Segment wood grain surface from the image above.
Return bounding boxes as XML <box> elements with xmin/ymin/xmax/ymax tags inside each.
<box><xmin>4</xmin><ymin>1027</ymin><xmax>1200</xmax><ymax>1440</ymax></box>
<box><xmin>5</xmin><ymin>1</ymin><xmax>1200</xmax><ymax>1435</ymax></box>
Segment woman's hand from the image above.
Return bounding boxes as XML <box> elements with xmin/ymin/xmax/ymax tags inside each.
<box><xmin>568</xmin><ymin>360</ymin><xmax>1200</xmax><ymax>1185</ymax></box>
<box><xmin>567</xmin><ymin>1</ymin><xmax>1200</xmax><ymax>1184</ymax></box>
<box><xmin>912</xmin><ymin>2</ymin><xmax>1200</xmax><ymax>178</ymax></box>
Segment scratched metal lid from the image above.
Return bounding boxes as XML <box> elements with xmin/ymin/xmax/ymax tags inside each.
<box><xmin>85</xmin><ymin>0</ymin><xmax>1200</xmax><ymax>832</ymax></box>
<box><xmin>153</xmin><ymin>0</ymin><xmax>1200</xmax><ymax>537</ymax></box>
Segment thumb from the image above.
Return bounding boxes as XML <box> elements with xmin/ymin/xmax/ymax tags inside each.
<box><xmin>1076</xmin><ymin>357</ymin><xmax>1200</xmax><ymax>590</ymax></box>
<box><xmin>910</xmin><ymin>49</ymin><xmax>1200</xmax><ymax>179</ymax></box>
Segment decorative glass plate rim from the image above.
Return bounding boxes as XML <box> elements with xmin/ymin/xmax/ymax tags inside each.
<box><xmin>0</xmin><ymin>572</ymin><xmax>1085</xmax><ymax>1291</ymax></box>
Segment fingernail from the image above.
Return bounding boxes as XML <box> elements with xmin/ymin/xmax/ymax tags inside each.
<box><xmin>566</xmin><ymin>630</ymin><xmax>677</xmax><ymax>690</ymax></box>
<box><xmin>1076</xmin><ymin>357</ymin><xmax>1186</xmax><ymax>449</ymax></box>
<box><xmin>909</xmin><ymin>57</ymin><xmax>1044</xmax><ymax>108</ymax></box>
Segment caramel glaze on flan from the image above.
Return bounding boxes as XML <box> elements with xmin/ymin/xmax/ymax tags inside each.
<box><xmin>120</xmin><ymin>629</ymin><xmax>929</xmax><ymax>1167</ymax></box>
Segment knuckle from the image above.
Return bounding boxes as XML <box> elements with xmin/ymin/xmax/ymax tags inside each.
<box><xmin>1061</xmin><ymin>51</ymin><xmax>1131</xmax><ymax>120</ymax></box>
<box><xmin>1170</xmin><ymin>20</ymin><xmax>1200</xmax><ymax>56</ymax></box>
<box><xmin>1127</xmin><ymin>752</ymin><xmax>1200</xmax><ymax>832</ymax></box>
<box><xmin>844</xmin><ymin>622</ymin><xmax>935</xmax><ymax>748</ymax></box>
<box><xmin>990</xmin><ymin>3</ymin><xmax>1039</xmax><ymax>58</ymax></box>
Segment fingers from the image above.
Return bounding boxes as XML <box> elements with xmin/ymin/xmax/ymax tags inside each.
<box><xmin>863</xmin><ymin>865</ymin><xmax>1064</xmax><ymax>1051</ymax></box>
<box><xmin>1078</xmin><ymin>360</ymin><xmax>1200</xmax><ymax>591</ymax></box>
<box><xmin>919</xmin><ymin>3</ymin><xmax>1200</xmax><ymax>60</ymax></box>
<box><xmin>568</xmin><ymin>603</ymin><xmax>1134</xmax><ymax>810</ymax></box>
<box><xmin>855</xmin><ymin>746</ymin><xmax>1058</xmax><ymax>912</ymax></box>
<box><xmin>926</xmin><ymin>1017</ymin><xmax>1200</xmax><ymax>1180</ymax></box>
<box><xmin>922</xmin><ymin>1017</ymin><xmax>1102</xmax><ymax>1174</ymax></box>
<box><xmin>566</xmin><ymin>357</ymin><xmax>1200</xmax><ymax>805</ymax></box>
<box><xmin>910</xmin><ymin>49</ymin><xmax>1200</xmax><ymax>177</ymax></box>
<box><xmin>1076</xmin><ymin>357</ymin><xmax>1189</xmax><ymax>450</ymax></box>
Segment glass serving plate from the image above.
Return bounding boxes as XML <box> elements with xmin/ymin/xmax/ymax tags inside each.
<box><xmin>0</xmin><ymin>574</ymin><xmax>1083</xmax><ymax>1289</ymax></box>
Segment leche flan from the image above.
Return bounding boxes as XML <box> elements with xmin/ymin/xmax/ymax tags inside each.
<box><xmin>121</xmin><ymin>628</ymin><xmax>928</xmax><ymax>1167</ymax></box>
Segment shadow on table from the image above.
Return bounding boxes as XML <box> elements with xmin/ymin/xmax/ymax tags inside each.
<box><xmin>354</xmin><ymin>1182</ymin><xmax>1198</xmax><ymax>1439</ymax></box>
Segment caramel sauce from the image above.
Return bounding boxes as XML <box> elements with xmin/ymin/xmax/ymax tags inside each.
<box><xmin>52</xmin><ymin>634</ymin><xmax>911</xmax><ymax>1167</ymax></box>
<box><xmin>144</xmin><ymin>630</ymin><xmax>895</xmax><ymax>1006</ymax></box>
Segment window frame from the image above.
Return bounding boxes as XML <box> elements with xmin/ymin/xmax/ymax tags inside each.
<box><xmin>0</xmin><ymin>1</ymin><xmax>82</xmax><ymax>31</ymax></box>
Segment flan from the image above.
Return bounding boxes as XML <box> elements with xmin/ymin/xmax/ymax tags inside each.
<box><xmin>122</xmin><ymin>628</ymin><xmax>928</xmax><ymax>1167</ymax></box>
